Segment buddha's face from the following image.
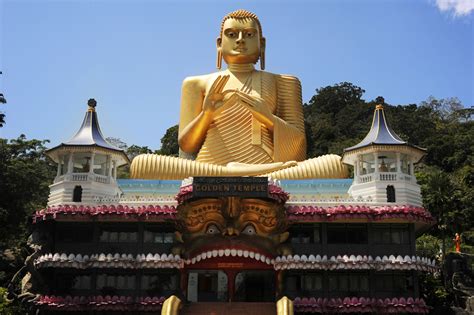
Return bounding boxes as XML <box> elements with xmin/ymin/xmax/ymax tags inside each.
<box><xmin>218</xmin><ymin>18</ymin><xmax>264</xmax><ymax>65</ymax></box>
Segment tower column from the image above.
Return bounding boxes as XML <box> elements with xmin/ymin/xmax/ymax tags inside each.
<box><xmin>113</xmin><ymin>162</ymin><xmax>118</xmax><ymax>180</ymax></box>
<box><xmin>56</xmin><ymin>157</ymin><xmax>62</xmax><ymax>177</ymax></box>
<box><xmin>67</xmin><ymin>153</ymin><xmax>74</xmax><ymax>174</ymax></box>
<box><xmin>89</xmin><ymin>152</ymin><xmax>96</xmax><ymax>182</ymax></box>
<box><xmin>396</xmin><ymin>152</ymin><xmax>401</xmax><ymax>173</ymax></box>
<box><xmin>373</xmin><ymin>152</ymin><xmax>379</xmax><ymax>181</ymax></box>
<box><xmin>410</xmin><ymin>160</ymin><xmax>414</xmax><ymax>176</ymax></box>
<box><xmin>107</xmin><ymin>156</ymin><xmax>112</xmax><ymax>178</ymax></box>
<box><xmin>89</xmin><ymin>152</ymin><xmax>95</xmax><ymax>174</ymax></box>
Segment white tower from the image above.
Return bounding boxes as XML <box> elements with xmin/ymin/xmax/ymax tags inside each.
<box><xmin>45</xmin><ymin>99</ymin><xmax>129</xmax><ymax>206</ymax></box>
<box><xmin>342</xmin><ymin>98</ymin><xmax>426</xmax><ymax>206</ymax></box>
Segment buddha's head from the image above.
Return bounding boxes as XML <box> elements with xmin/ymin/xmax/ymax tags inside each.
<box><xmin>217</xmin><ymin>9</ymin><xmax>265</xmax><ymax>70</ymax></box>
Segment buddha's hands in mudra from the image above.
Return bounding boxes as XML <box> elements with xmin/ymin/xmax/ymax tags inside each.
<box><xmin>204</xmin><ymin>75</ymin><xmax>274</xmax><ymax>131</ymax></box>
<box><xmin>202</xmin><ymin>75</ymin><xmax>230</xmax><ymax>115</ymax></box>
<box><xmin>234</xmin><ymin>90</ymin><xmax>274</xmax><ymax>131</ymax></box>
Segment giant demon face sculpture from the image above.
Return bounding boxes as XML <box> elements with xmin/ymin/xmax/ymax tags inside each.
<box><xmin>174</xmin><ymin>196</ymin><xmax>291</xmax><ymax>263</ymax></box>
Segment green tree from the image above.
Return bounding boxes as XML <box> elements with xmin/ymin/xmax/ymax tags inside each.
<box><xmin>156</xmin><ymin>124</ymin><xmax>179</xmax><ymax>156</ymax></box>
<box><xmin>0</xmin><ymin>135</ymin><xmax>55</xmax><ymax>289</ymax></box>
<box><xmin>304</xmin><ymin>82</ymin><xmax>372</xmax><ymax>157</ymax></box>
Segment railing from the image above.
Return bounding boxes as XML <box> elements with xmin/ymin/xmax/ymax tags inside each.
<box><xmin>401</xmin><ymin>174</ymin><xmax>414</xmax><ymax>182</ymax></box>
<box><xmin>94</xmin><ymin>174</ymin><xmax>108</xmax><ymax>184</ymax></box>
<box><xmin>54</xmin><ymin>175</ymin><xmax>65</xmax><ymax>183</ymax></box>
<box><xmin>358</xmin><ymin>172</ymin><xmax>414</xmax><ymax>183</ymax></box>
<box><xmin>379</xmin><ymin>173</ymin><xmax>397</xmax><ymax>181</ymax></box>
<box><xmin>57</xmin><ymin>173</ymin><xmax>110</xmax><ymax>184</ymax></box>
<box><xmin>71</xmin><ymin>174</ymin><xmax>88</xmax><ymax>181</ymax></box>
<box><xmin>359</xmin><ymin>174</ymin><xmax>373</xmax><ymax>183</ymax></box>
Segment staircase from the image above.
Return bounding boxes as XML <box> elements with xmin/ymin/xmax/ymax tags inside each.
<box><xmin>181</xmin><ymin>302</ymin><xmax>277</xmax><ymax>315</ymax></box>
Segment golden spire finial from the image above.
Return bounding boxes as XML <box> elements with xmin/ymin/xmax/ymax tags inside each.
<box><xmin>87</xmin><ymin>98</ymin><xmax>97</xmax><ymax>112</ymax></box>
<box><xmin>375</xmin><ymin>96</ymin><xmax>384</xmax><ymax>110</ymax></box>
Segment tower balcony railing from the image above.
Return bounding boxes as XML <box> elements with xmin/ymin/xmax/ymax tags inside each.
<box><xmin>54</xmin><ymin>173</ymin><xmax>110</xmax><ymax>184</ymax></box>
<box><xmin>357</xmin><ymin>172</ymin><xmax>414</xmax><ymax>184</ymax></box>
<box><xmin>358</xmin><ymin>174</ymin><xmax>373</xmax><ymax>183</ymax></box>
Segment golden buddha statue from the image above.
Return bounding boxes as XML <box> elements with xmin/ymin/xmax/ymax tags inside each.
<box><xmin>131</xmin><ymin>10</ymin><xmax>347</xmax><ymax>180</ymax></box>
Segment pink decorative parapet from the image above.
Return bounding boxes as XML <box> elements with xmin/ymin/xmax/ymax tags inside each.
<box><xmin>286</xmin><ymin>205</ymin><xmax>434</xmax><ymax>223</ymax></box>
<box><xmin>274</xmin><ymin>254</ymin><xmax>437</xmax><ymax>272</ymax></box>
<box><xmin>176</xmin><ymin>183</ymin><xmax>289</xmax><ymax>204</ymax></box>
<box><xmin>33</xmin><ymin>204</ymin><xmax>176</xmax><ymax>223</ymax></box>
<box><xmin>34</xmin><ymin>295</ymin><xmax>165</xmax><ymax>311</ymax></box>
<box><xmin>293</xmin><ymin>296</ymin><xmax>429</xmax><ymax>314</ymax></box>
<box><xmin>34</xmin><ymin>253</ymin><xmax>184</xmax><ymax>269</ymax></box>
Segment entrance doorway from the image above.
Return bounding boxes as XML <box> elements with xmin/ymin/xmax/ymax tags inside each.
<box><xmin>234</xmin><ymin>271</ymin><xmax>275</xmax><ymax>302</ymax></box>
<box><xmin>187</xmin><ymin>270</ymin><xmax>228</xmax><ymax>302</ymax></box>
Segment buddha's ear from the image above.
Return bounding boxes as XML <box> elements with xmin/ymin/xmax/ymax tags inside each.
<box><xmin>260</xmin><ymin>37</ymin><xmax>266</xmax><ymax>70</ymax></box>
<box><xmin>216</xmin><ymin>37</ymin><xmax>223</xmax><ymax>69</ymax></box>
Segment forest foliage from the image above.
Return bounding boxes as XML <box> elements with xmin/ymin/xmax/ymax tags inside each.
<box><xmin>0</xmin><ymin>82</ymin><xmax>472</xmax><ymax>312</ymax></box>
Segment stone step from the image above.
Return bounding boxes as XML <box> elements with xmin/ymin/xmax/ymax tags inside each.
<box><xmin>181</xmin><ymin>302</ymin><xmax>276</xmax><ymax>315</ymax></box>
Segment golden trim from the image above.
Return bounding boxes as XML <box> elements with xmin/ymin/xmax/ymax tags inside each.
<box><xmin>277</xmin><ymin>296</ymin><xmax>294</xmax><ymax>315</ymax></box>
<box><xmin>161</xmin><ymin>295</ymin><xmax>182</xmax><ymax>315</ymax></box>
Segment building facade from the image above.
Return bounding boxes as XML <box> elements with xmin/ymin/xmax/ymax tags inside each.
<box><xmin>24</xmin><ymin>100</ymin><xmax>435</xmax><ymax>314</ymax></box>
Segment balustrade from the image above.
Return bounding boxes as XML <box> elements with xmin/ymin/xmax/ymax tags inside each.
<box><xmin>379</xmin><ymin>173</ymin><xmax>397</xmax><ymax>181</ymax></box>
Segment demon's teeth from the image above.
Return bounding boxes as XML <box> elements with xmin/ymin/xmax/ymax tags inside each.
<box><xmin>224</xmin><ymin>249</ymin><xmax>231</xmax><ymax>256</ymax></box>
<box><xmin>255</xmin><ymin>253</ymin><xmax>261</xmax><ymax>260</ymax></box>
<box><xmin>207</xmin><ymin>251</ymin><xmax>213</xmax><ymax>259</ymax></box>
<box><xmin>196</xmin><ymin>254</ymin><xmax>202</xmax><ymax>262</ymax></box>
<box><xmin>212</xmin><ymin>250</ymin><xmax>218</xmax><ymax>257</ymax></box>
<box><xmin>231</xmin><ymin>249</ymin><xmax>237</xmax><ymax>257</ymax></box>
<box><xmin>191</xmin><ymin>257</ymin><xmax>196</xmax><ymax>264</ymax></box>
<box><xmin>243</xmin><ymin>250</ymin><xmax>249</xmax><ymax>258</ymax></box>
<box><xmin>260</xmin><ymin>255</ymin><xmax>266</xmax><ymax>263</ymax></box>
<box><xmin>249</xmin><ymin>252</ymin><xmax>255</xmax><ymax>259</ymax></box>
<box><xmin>237</xmin><ymin>250</ymin><xmax>243</xmax><ymax>257</ymax></box>
<box><xmin>218</xmin><ymin>249</ymin><xmax>224</xmax><ymax>257</ymax></box>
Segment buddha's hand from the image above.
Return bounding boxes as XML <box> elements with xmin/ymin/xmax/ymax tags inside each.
<box><xmin>203</xmin><ymin>75</ymin><xmax>230</xmax><ymax>115</ymax></box>
<box><xmin>236</xmin><ymin>90</ymin><xmax>274</xmax><ymax>130</ymax></box>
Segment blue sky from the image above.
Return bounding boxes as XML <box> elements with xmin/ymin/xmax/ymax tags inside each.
<box><xmin>0</xmin><ymin>0</ymin><xmax>472</xmax><ymax>149</ymax></box>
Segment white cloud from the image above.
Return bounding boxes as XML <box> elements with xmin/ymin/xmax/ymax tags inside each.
<box><xmin>435</xmin><ymin>0</ymin><xmax>474</xmax><ymax>16</ymax></box>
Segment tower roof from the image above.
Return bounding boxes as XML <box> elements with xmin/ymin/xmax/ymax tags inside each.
<box><xmin>342</xmin><ymin>99</ymin><xmax>426</xmax><ymax>164</ymax></box>
<box><xmin>344</xmin><ymin>102</ymin><xmax>425</xmax><ymax>153</ymax></box>
<box><xmin>46</xmin><ymin>99</ymin><xmax>129</xmax><ymax>165</ymax></box>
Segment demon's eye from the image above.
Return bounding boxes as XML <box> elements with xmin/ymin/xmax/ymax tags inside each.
<box><xmin>206</xmin><ymin>224</ymin><xmax>221</xmax><ymax>235</ymax></box>
<box><xmin>241</xmin><ymin>224</ymin><xmax>256</xmax><ymax>235</ymax></box>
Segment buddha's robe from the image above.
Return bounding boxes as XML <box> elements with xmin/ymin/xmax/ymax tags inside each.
<box><xmin>187</xmin><ymin>71</ymin><xmax>306</xmax><ymax>165</ymax></box>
